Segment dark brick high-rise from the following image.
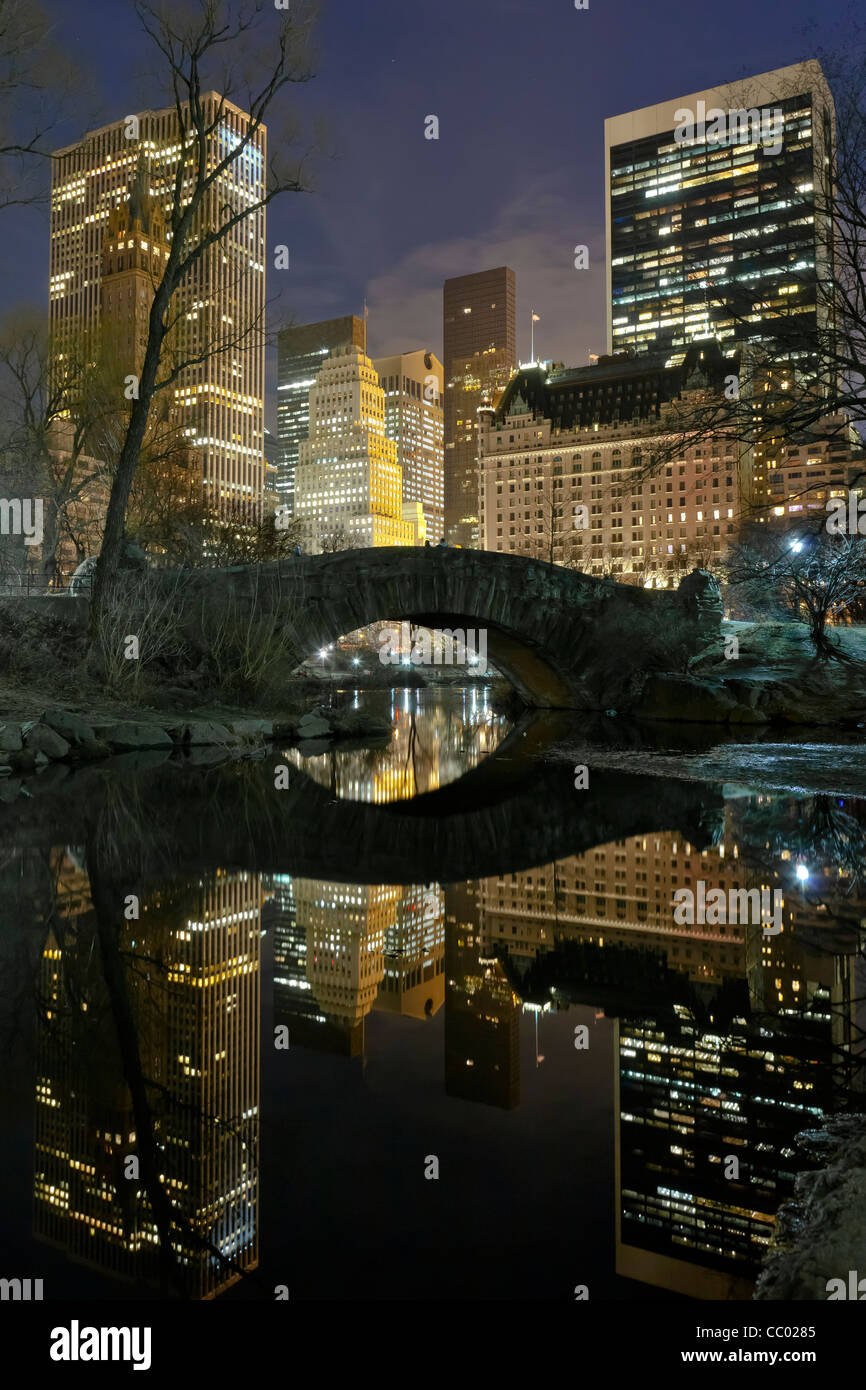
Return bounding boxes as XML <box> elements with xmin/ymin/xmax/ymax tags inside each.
<box><xmin>443</xmin><ymin>267</ymin><xmax>516</xmax><ymax>546</ymax></box>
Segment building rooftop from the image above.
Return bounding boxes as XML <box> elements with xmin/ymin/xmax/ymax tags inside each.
<box><xmin>494</xmin><ymin>342</ymin><xmax>739</xmax><ymax>431</ymax></box>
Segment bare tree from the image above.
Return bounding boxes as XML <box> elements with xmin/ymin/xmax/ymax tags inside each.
<box><xmin>90</xmin><ymin>0</ymin><xmax>316</xmax><ymax>633</ymax></box>
<box><xmin>318</xmin><ymin>523</ymin><xmax>355</xmax><ymax>554</ymax></box>
<box><xmin>725</xmin><ymin>518</ymin><xmax>866</xmax><ymax>657</ymax></box>
<box><xmin>0</xmin><ymin>310</ymin><xmax>113</xmax><ymax>589</ymax></box>
<box><xmin>0</xmin><ymin>0</ymin><xmax>81</xmax><ymax>209</ymax></box>
<box><xmin>185</xmin><ymin>497</ymin><xmax>303</xmax><ymax>566</ymax></box>
<box><xmin>537</xmin><ymin>476</ymin><xmax>586</xmax><ymax>567</ymax></box>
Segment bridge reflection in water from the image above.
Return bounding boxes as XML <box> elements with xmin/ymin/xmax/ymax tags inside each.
<box><xmin>1</xmin><ymin>689</ymin><xmax>863</xmax><ymax>1301</ymax></box>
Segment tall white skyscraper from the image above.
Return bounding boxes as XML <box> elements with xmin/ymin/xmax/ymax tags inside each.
<box><xmin>294</xmin><ymin>343</ymin><xmax>414</xmax><ymax>552</ymax></box>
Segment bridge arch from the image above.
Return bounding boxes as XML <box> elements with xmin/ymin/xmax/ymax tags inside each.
<box><xmin>174</xmin><ymin>548</ymin><xmax>720</xmax><ymax>709</ymax></box>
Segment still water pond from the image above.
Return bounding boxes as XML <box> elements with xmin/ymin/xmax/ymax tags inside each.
<box><xmin>0</xmin><ymin>687</ymin><xmax>864</xmax><ymax>1300</ymax></box>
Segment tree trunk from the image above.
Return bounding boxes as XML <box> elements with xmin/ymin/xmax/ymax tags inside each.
<box><xmin>38</xmin><ymin>496</ymin><xmax>64</xmax><ymax>592</ymax></box>
<box><xmin>809</xmin><ymin>608</ymin><xmax>832</xmax><ymax>658</ymax></box>
<box><xmin>88</xmin><ymin>289</ymin><xmax>171</xmax><ymax>643</ymax></box>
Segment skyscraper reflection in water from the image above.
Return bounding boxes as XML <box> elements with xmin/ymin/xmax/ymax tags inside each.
<box><xmin>34</xmin><ymin>857</ymin><xmax>261</xmax><ymax>1299</ymax></box>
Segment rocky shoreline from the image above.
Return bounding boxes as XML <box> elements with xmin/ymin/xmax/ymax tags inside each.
<box><xmin>755</xmin><ymin>1116</ymin><xmax>866</xmax><ymax>1301</ymax></box>
<box><xmin>0</xmin><ymin>701</ymin><xmax>392</xmax><ymax>788</ymax></box>
<box><xmin>634</xmin><ymin>670</ymin><xmax>866</xmax><ymax>725</ymax></box>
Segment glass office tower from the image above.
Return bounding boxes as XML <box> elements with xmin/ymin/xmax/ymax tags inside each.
<box><xmin>604</xmin><ymin>61</ymin><xmax>835</xmax><ymax>366</ymax></box>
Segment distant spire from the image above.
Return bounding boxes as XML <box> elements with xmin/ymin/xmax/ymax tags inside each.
<box><xmin>128</xmin><ymin>151</ymin><xmax>151</xmax><ymax>231</ymax></box>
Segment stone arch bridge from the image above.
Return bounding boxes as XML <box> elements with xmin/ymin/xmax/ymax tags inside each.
<box><xmin>170</xmin><ymin>547</ymin><xmax>721</xmax><ymax>709</ymax></box>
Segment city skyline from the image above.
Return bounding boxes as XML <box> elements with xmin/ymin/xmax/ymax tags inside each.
<box><xmin>34</xmin><ymin>48</ymin><xmax>851</xmax><ymax>561</ymax></box>
<box><xmin>1</xmin><ymin>1</ymin><xmax>853</xmax><ymax>411</ymax></box>
<box><xmin>1</xmin><ymin>0</ymin><xmax>865</xmax><ymax>1326</ymax></box>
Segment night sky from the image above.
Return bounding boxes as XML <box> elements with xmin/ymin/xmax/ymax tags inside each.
<box><xmin>1</xmin><ymin>0</ymin><xmax>857</xmax><ymax>421</ymax></box>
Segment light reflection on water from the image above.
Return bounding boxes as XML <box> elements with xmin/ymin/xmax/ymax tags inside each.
<box><xmin>0</xmin><ymin>690</ymin><xmax>865</xmax><ymax>1302</ymax></box>
<box><xmin>286</xmin><ymin>685</ymin><xmax>511</xmax><ymax>800</ymax></box>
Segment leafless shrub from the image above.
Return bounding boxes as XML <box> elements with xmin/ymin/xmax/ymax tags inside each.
<box><xmin>91</xmin><ymin>572</ymin><xmax>186</xmax><ymax>696</ymax></box>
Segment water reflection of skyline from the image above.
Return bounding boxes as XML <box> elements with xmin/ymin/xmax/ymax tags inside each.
<box><xmin>286</xmin><ymin>686</ymin><xmax>509</xmax><ymax>801</ymax></box>
<box><xmin>34</xmin><ymin>862</ymin><xmax>261</xmax><ymax>1299</ymax></box>
<box><xmin>2</xmin><ymin>697</ymin><xmax>864</xmax><ymax>1301</ymax></box>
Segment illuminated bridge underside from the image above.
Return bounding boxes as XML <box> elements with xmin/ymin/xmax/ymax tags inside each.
<box><xmin>173</xmin><ymin>548</ymin><xmax>718</xmax><ymax>709</ymax></box>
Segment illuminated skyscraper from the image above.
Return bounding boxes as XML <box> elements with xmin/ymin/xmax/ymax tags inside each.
<box><xmin>604</xmin><ymin>62</ymin><xmax>835</xmax><ymax>363</ymax></box>
<box><xmin>51</xmin><ymin>94</ymin><xmax>266</xmax><ymax>515</ymax></box>
<box><xmin>374</xmin><ymin>350</ymin><xmax>444</xmax><ymax>541</ymax></box>
<box><xmin>98</xmin><ymin>153</ymin><xmax>170</xmax><ymax>376</ymax></box>
<box><xmin>615</xmin><ymin>998</ymin><xmax>835</xmax><ymax>1297</ymax></box>
<box><xmin>276</xmin><ymin>315</ymin><xmax>367</xmax><ymax>512</ymax></box>
<box><xmin>375</xmin><ymin>884</ymin><xmax>446</xmax><ymax>1019</ymax></box>
<box><xmin>294</xmin><ymin>343</ymin><xmax>415</xmax><ymax>552</ymax></box>
<box><xmin>34</xmin><ymin>864</ymin><xmax>261</xmax><ymax>1299</ymax></box>
<box><xmin>443</xmin><ymin>267</ymin><xmax>516</xmax><ymax>546</ymax></box>
<box><xmin>294</xmin><ymin>878</ymin><xmax>394</xmax><ymax>1027</ymax></box>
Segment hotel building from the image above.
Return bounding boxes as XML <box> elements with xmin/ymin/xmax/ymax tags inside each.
<box><xmin>375</xmin><ymin>884</ymin><xmax>446</xmax><ymax>1020</ymax></box>
<box><xmin>479</xmin><ymin>345</ymin><xmax>750</xmax><ymax>584</ymax></box>
<box><xmin>479</xmin><ymin>347</ymin><xmax>865</xmax><ymax>581</ymax></box>
<box><xmin>444</xmin><ymin>883</ymin><xmax>521</xmax><ymax>1110</ymax></box>
<box><xmin>604</xmin><ymin>61</ymin><xmax>835</xmax><ymax>364</ymax></box>
<box><xmin>374</xmin><ymin>349</ymin><xmax>445</xmax><ymax>541</ymax></box>
<box><xmin>294</xmin><ymin>343</ymin><xmax>415</xmax><ymax>552</ymax></box>
<box><xmin>50</xmin><ymin>94</ymin><xmax>267</xmax><ymax>515</ymax></box>
<box><xmin>293</xmin><ymin>878</ymin><xmax>394</xmax><ymax>1028</ymax></box>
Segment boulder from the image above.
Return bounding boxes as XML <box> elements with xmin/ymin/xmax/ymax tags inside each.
<box><xmin>93</xmin><ymin>721</ymin><xmax>174</xmax><ymax>752</ymax></box>
<box><xmin>272</xmin><ymin>718</ymin><xmax>298</xmax><ymax>739</ymax></box>
<box><xmin>40</xmin><ymin>708</ymin><xmax>102</xmax><ymax>751</ymax></box>
<box><xmin>228</xmin><ymin>717</ymin><xmax>274</xmax><ymax>739</ymax></box>
<box><xmin>162</xmin><ymin>718</ymin><xmax>235</xmax><ymax>746</ymax></box>
<box><xmin>0</xmin><ymin>723</ymin><xmax>22</xmax><ymax>753</ymax></box>
<box><xmin>722</xmin><ymin>679</ymin><xmax>771</xmax><ymax>723</ymax></box>
<box><xmin>296</xmin><ymin>712</ymin><xmax>332</xmax><ymax>738</ymax></box>
<box><xmin>24</xmin><ymin>723</ymin><xmax>71</xmax><ymax>759</ymax></box>
<box><xmin>640</xmin><ymin>674</ymin><xmax>738</xmax><ymax>723</ymax></box>
<box><xmin>10</xmin><ymin>749</ymin><xmax>36</xmax><ymax>773</ymax></box>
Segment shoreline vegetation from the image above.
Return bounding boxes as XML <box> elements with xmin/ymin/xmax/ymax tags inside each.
<box><xmin>2</xmin><ymin>611</ymin><xmax>866</xmax><ymax>785</ymax></box>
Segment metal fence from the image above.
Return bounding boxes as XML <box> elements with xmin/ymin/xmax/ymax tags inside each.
<box><xmin>0</xmin><ymin>573</ymin><xmax>76</xmax><ymax>598</ymax></box>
